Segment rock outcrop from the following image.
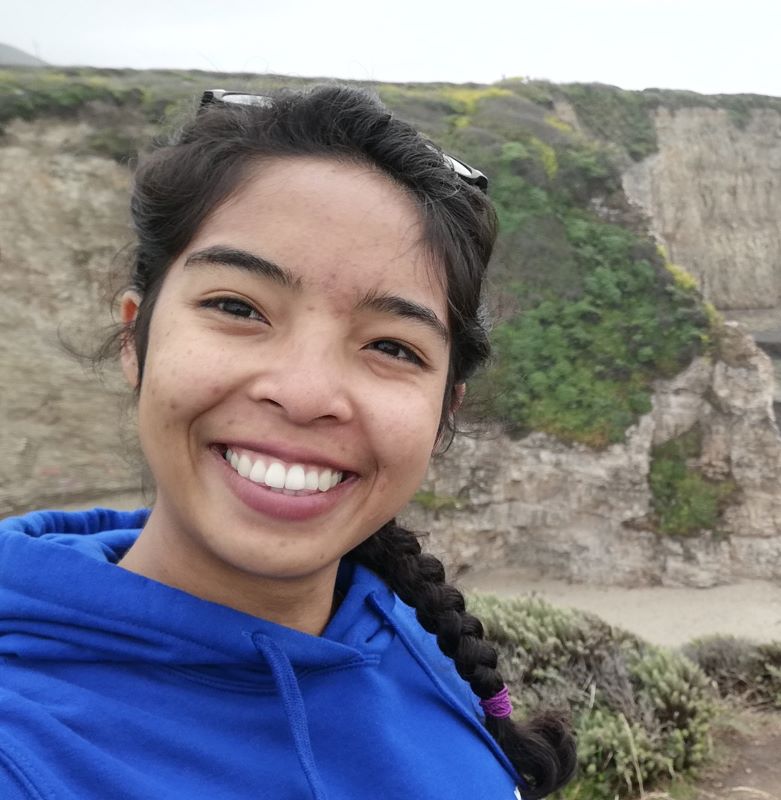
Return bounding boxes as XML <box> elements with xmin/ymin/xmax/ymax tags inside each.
<box><xmin>403</xmin><ymin>323</ymin><xmax>781</xmax><ymax>587</ymax></box>
<box><xmin>622</xmin><ymin>106</ymin><xmax>781</xmax><ymax>309</ymax></box>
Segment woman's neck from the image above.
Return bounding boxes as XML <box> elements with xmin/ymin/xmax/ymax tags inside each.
<box><xmin>117</xmin><ymin>515</ymin><xmax>340</xmax><ymax>636</ymax></box>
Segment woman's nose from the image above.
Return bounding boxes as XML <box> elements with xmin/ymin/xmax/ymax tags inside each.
<box><xmin>245</xmin><ymin>334</ymin><xmax>355</xmax><ymax>425</ymax></box>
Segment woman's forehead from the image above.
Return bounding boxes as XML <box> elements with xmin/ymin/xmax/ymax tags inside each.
<box><xmin>180</xmin><ymin>156</ymin><xmax>448</xmax><ymax>313</ymax></box>
<box><xmin>220</xmin><ymin>156</ymin><xmax>422</xmax><ymax>238</ymax></box>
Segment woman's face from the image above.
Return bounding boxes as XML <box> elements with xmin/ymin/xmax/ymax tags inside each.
<box><xmin>122</xmin><ymin>157</ymin><xmax>451</xmax><ymax>594</ymax></box>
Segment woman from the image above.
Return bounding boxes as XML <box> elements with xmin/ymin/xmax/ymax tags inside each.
<box><xmin>0</xmin><ymin>86</ymin><xmax>575</xmax><ymax>799</ymax></box>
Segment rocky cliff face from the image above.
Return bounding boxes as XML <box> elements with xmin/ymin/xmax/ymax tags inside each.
<box><xmin>622</xmin><ymin>106</ymin><xmax>781</xmax><ymax>310</ymax></box>
<box><xmin>0</xmin><ymin>118</ymin><xmax>140</xmax><ymax>515</ymax></box>
<box><xmin>403</xmin><ymin>323</ymin><xmax>781</xmax><ymax>587</ymax></box>
<box><xmin>4</xmin><ymin>113</ymin><xmax>781</xmax><ymax>588</ymax></box>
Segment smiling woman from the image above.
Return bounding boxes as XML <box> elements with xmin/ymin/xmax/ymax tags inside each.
<box><xmin>119</xmin><ymin>155</ymin><xmax>453</xmax><ymax>632</ymax></box>
<box><xmin>0</xmin><ymin>86</ymin><xmax>575</xmax><ymax>799</ymax></box>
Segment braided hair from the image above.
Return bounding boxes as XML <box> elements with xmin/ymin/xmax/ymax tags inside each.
<box><xmin>125</xmin><ymin>85</ymin><xmax>576</xmax><ymax>797</ymax></box>
<box><xmin>351</xmin><ymin>523</ymin><xmax>575</xmax><ymax>797</ymax></box>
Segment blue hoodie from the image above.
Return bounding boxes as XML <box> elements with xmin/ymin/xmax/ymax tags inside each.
<box><xmin>0</xmin><ymin>508</ymin><xmax>522</xmax><ymax>799</ymax></box>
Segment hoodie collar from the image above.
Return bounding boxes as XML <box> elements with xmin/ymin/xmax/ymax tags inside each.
<box><xmin>0</xmin><ymin>507</ymin><xmax>393</xmax><ymax>671</ymax></box>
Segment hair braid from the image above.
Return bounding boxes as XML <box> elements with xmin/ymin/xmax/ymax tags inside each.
<box><xmin>350</xmin><ymin>521</ymin><xmax>577</xmax><ymax>799</ymax></box>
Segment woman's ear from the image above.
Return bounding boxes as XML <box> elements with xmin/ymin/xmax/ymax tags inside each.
<box><xmin>119</xmin><ymin>290</ymin><xmax>142</xmax><ymax>389</ymax></box>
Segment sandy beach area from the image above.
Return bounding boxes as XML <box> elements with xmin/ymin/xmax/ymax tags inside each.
<box><xmin>461</xmin><ymin>568</ymin><xmax>781</xmax><ymax>647</ymax></box>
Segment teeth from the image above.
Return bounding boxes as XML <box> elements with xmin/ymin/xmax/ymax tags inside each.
<box><xmin>284</xmin><ymin>465</ymin><xmax>306</xmax><ymax>491</ymax></box>
<box><xmin>317</xmin><ymin>469</ymin><xmax>332</xmax><ymax>492</ymax></box>
<box><xmin>237</xmin><ymin>454</ymin><xmax>252</xmax><ymax>478</ymax></box>
<box><xmin>249</xmin><ymin>458</ymin><xmax>267</xmax><ymax>484</ymax></box>
<box><xmin>224</xmin><ymin>447</ymin><xmax>345</xmax><ymax>494</ymax></box>
<box><xmin>264</xmin><ymin>462</ymin><xmax>286</xmax><ymax>489</ymax></box>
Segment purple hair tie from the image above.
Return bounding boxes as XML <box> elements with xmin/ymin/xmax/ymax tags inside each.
<box><xmin>479</xmin><ymin>685</ymin><xmax>513</xmax><ymax>719</ymax></box>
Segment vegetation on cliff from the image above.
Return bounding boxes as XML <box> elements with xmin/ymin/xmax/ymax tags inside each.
<box><xmin>0</xmin><ymin>71</ymin><xmax>716</xmax><ymax>449</ymax></box>
<box><xmin>521</xmin><ymin>81</ymin><xmax>781</xmax><ymax>161</ymax></box>
<box><xmin>649</xmin><ymin>427</ymin><xmax>738</xmax><ymax>537</ymax></box>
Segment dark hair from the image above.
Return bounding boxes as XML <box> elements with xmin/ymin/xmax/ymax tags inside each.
<box><xmin>125</xmin><ymin>85</ymin><xmax>575</xmax><ymax>797</ymax></box>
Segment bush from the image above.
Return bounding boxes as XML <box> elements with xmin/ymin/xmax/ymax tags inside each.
<box><xmin>0</xmin><ymin>70</ymin><xmax>145</xmax><ymax>128</ymax></box>
<box><xmin>649</xmin><ymin>429</ymin><xmax>738</xmax><ymax>536</ymax></box>
<box><xmin>468</xmin><ymin>593</ymin><xmax>715</xmax><ymax>798</ymax></box>
<box><xmin>79</xmin><ymin>129</ymin><xmax>139</xmax><ymax>163</ymax></box>
<box><xmin>684</xmin><ymin>636</ymin><xmax>781</xmax><ymax>709</ymax></box>
<box><xmin>471</xmin><ymin>216</ymin><xmax>708</xmax><ymax>447</ymax></box>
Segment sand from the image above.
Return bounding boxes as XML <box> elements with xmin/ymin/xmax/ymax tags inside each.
<box><xmin>461</xmin><ymin>568</ymin><xmax>781</xmax><ymax>647</ymax></box>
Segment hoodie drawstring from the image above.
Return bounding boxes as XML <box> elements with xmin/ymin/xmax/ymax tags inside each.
<box><xmin>251</xmin><ymin>632</ymin><xmax>329</xmax><ymax>800</ymax></box>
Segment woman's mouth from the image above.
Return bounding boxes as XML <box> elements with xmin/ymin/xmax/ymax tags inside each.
<box><xmin>221</xmin><ymin>446</ymin><xmax>346</xmax><ymax>496</ymax></box>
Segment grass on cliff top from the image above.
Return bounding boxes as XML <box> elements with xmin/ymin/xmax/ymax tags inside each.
<box><xmin>0</xmin><ymin>67</ymin><xmax>718</xmax><ymax>447</ymax></box>
<box><xmin>496</xmin><ymin>79</ymin><xmax>781</xmax><ymax>161</ymax></box>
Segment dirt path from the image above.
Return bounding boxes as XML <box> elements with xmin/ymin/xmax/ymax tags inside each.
<box><xmin>686</xmin><ymin>710</ymin><xmax>781</xmax><ymax>800</ymax></box>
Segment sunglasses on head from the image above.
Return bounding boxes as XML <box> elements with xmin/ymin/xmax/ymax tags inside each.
<box><xmin>200</xmin><ymin>89</ymin><xmax>489</xmax><ymax>193</ymax></box>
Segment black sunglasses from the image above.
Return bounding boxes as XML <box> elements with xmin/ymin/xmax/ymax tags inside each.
<box><xmin>200</xmin><ymin>89</ymin><xmax>489</xmax><ymax>193</ymax></box>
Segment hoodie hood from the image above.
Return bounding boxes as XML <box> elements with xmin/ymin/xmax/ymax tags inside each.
<box><xmin>0</xmin><ymin>508</ymin><xmax>521</xmax><ymax>800</ymax></box>
<box><xmin>0</xmin><ymin>507</ymin><xmax>391</xmax><ymax>670</ymax></box>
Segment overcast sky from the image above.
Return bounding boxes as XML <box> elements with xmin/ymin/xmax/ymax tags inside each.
<box><xmin>5</xmin><ymin>0</ymin><xmax>781</xmax><ymax>96</ymax></box>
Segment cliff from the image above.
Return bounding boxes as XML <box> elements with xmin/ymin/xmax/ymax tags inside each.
<box><xmin>405</xmin><ymin>323</ymin><xmax>781</xmax><ymax>587</ymax></box>
<box><xmin>3</xmin><ymin>73</ymin><xmax>781</xmax><ymax>588</ymax></box>
<box><xmin>622</xmin><ymin>106</ymin><xmax>781</xmax><ymax>309</ymax></box>
<box><xmin>0</xmin><ymin>117</ymin><xmax>138</xmax><ymax>515</ymax></box>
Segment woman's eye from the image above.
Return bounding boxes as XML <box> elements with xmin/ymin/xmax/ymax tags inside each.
<box><xmin>201</xmin><ymin>297</ymin><xmax>265</xmax><ymax>321</ymax></box>
<box><xmin>370</xmin><ymin>339</ymin><xmax>423</xmax><ymax>366</ymax></box>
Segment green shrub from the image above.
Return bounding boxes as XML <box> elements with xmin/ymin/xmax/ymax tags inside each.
<box><xmin>471</xmin><ymin>215</ymin><xmax>708</xmax><ymax>447</ymax></box>
<box><xmin>554</xmin><ymin>83</ymin><xmax>658</xmax><ymax>161</ymax></box>
<box><xmin>80</xmin><ymin>129</ymin><xmax>139</xmax><ymax>163</ymax></box>
<box><xmin>649</xmin><ymin>429</ymin><xmax>738</xmax><ymax>536</ymax></box>
<box><xmin>468</xmin><ymin>593</ymin><xmax>715</xmax><ymax>798</ymax></box>
<box><xmin>684</xmin><ymin>636</ymin><xmax>781</xmax><ymax>709</ymax></box>
<box><xmin>411</xmin><ymin>490</ymin><xmax>466</xmax><ymax>513</ymax></box>
<box><xmin>0</xmin><ymin>70</ymin><xmax>145</xmax><ymax>128</ymax></box>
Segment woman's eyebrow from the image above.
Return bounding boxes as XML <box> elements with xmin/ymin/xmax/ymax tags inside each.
<box><xmin>356</xmin><ymin>290</ymin><xmax>449</xmax><ymax>344</ymax></box>
<box><xmin>184</xmin><ymin>245</ymin><xmax>301</xmax><ymax>288</ymax></box>
<box><xmin>184</xmin><ymin>247</ymin><xmax>448</xmax><ymax>342</ymax></box>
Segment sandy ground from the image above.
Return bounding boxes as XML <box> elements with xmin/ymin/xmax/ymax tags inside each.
<box><xmin>461</xmin><ymin>568</ymin><xmax>781</xmax><ymax>647</ymax></box>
